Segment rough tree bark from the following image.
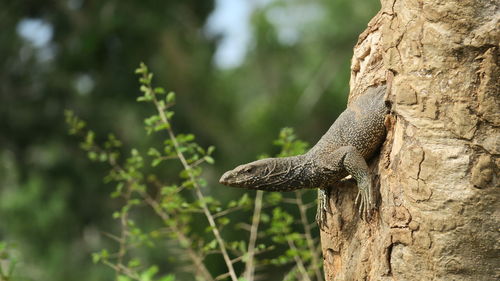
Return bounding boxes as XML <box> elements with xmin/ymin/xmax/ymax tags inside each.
<box><xmin>320</xmin><ymin>1</ymin><xmax>499</xmax><ymax>280</ymax></box>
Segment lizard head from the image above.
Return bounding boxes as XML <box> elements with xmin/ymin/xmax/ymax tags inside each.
<box><xmin>219</xmin><ymin>158</ymin><xmax>277</xmax><ymax>188</ymax></box>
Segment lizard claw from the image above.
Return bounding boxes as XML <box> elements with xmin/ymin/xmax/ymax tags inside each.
<box><xmin>356</xmin><ymin>181</ymin><xmax>373</xmax><ymax>221</ymax></box>
<box><xmin>316</xmin><ymin>188</ymin><xmax>331</xmax><ymax>228</ymax></box>
<box><xmin>315</xmin><ymin>208</ymin><xmax>325</xmax><ymax>228</ymax></box>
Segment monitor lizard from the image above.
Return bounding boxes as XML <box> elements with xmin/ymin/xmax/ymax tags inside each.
<box><xmin>219</xmin><ymin>84</ymin><xmax>389</xmax><ymax>226</ymax></box>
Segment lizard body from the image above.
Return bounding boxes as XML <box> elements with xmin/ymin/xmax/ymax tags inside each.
<box><xmin>220</xmin><ymin>85</ymin><xmax>389</xmax><ymax>224</ymax></box>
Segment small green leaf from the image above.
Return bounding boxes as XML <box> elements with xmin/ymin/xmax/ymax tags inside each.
<box><xmin>265</xmin><ymin>193</ymin><xmax>282</xmax><ymax>204</ymax></box>
<box><xmin>166</xmin><ymin>92</ymin><xmax>176</xmax><ymax>103</ymax></box>
<box><xmin>147</xmin><ymin>148</ymin><xmax>160</xmax><ymax>157</ymax></box>
<box><xmin>140</xmin><ymin>265</ymin><xmax>159</xmax><ymax>281</ymax></box>
<box><xmin>144</xmin><ymin>115</ymin><xmax>160</xmax><ymax>126</ymax></box>
<box><xmin>158</xmin><ymin>274</ymin><xmax>176</xmax><ymax>281</ymax></box>
<box><xmin>207</xmin><ymin>145</ymin><xmax>215</xmax><ymax>155</ymax></box>
<box><xmin>91</xmin><ymin>253</ymin><xmax>100</xmax><ymax>264</ymax></box>
<box><xmin>204</xmin><ymin>239</ymin><xmax>217</xmax><ymax>250</ymax></box>
<box><xmin>128</xmin><ymin>199</ymin><xmax>141</xmax><ymax>206</ymax></box>
<box><xmin>101</xmin><ymin>249</ymin><xmax>109</xmax><ymax>259</ymax></box>
<box><xmin>85</xmin><ymin>131</ymin><xmax>95</xmax><ymax>145</ymax></box>
<box><xmin>99</xmin><ymin>153</ymin><xmax>107</xmax><ymax>162</ymax></box>
<box><xmin>154</xmin><ymin>87</ymin><xmax>165</xmax><ymax>94</ymax></box>
<box><xmin>87</xmin><ymin>151</ymin><xmax>97</xmax><ymax>161</ymax></box>
<box><xmin>204</xmin><ymin>226</ymin><xmax>216</xmax><ymax>233</ymax></box>
<box><xmin>137</xmin><ymin>96</ymin><xmax>150</xmax><ymax>102</ymax></box>
<box><xmin>154</xmin><ymin>123</ymin><xmax>169</xmax><ymax>131</ymax></box>
<box><xmin>238</xmin><ymin>193</ymin><xmax>251</xmax><ymax>207</ymax></box>
<box><xmin>135</xmin><ymin>63</ymin><xmax>147</xmax><ymax>74</ymax></box>
<box><xmin>217</xmin><ymin>217</ymin><xmax>230</xmax><ymax>226</ymax></box>
<box><xmin>238</xmin><ymin>240</ymin><xmax>247</xmax><ymax>253</ymax></box>
<box><xmin>166</xmin><ymin>111</ymin><xmax>174</xmax><ymax>120</ymax></box>
<box><xmin>151</xmin><ymin>158</ymin><xmax>162</xmax><ymax>167</ymax></box>
<box><xmin>204</xmin><ymin>156</ymin><xmax>214</xmax><ymax>164</ymax></box>
<box><xmin>140</xmin><ymin>85</ymin><xmax>150</xmax><ymax>93</ymax></box>
<box><xmin>118</xmin><ymin>276</ymin><xmax>132</xmax><ymax>281</ymax></box>
<box><xmin>128</xmin><ymin>258</ymin><xmax>141</xmax><ymax>268</ymax></box>
<box><xmin>227</xmin><ymin>200</ymin><xmax>237</xmax><ymax>208</ymax></box>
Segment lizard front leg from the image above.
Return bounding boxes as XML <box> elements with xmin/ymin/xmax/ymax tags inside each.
<box><xmin>315</xmin><ymin>145</ymin><xmax>374</xmax><ymax>226</ymax></box>
<box><xmin>339</xmin><ymin>146</ymin><xmax>374</xmax><ymax>220</ymax></box>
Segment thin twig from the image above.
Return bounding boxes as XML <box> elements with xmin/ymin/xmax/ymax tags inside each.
<box><xmin>215</xmin><ymin>271</ymin><xmax>231</xmax><ymax>280</ymax></box>
<box><xmin>243</xmin><ymin>190</ymin><xmax>263</xmax><ymax>281</ymax></box>
<box><xmin>152</xmin><ymin>93</ymin><xmax>239</xmax><ymax>281</ymax></box>
<box><xmin>103</xmin><ymin>260</ymin><xmax>141</xmax><ymax>280</ymax></box>
<box><xmin>102</xmin><ymin>232</ymin><xmax>123</xmax><ymax>243</ymax></box>
<box><xmin>107</xmin><ymin>149</ymin><xmax>213</xmax><ymax>281</ymax></box>
<box><xmin>120</xmin><ymin>176</ymin><xmax>213</xmax><ymax>279</ymax></box>
<box><xmin>213</xmin><ymin>205</ymin><xmax>246</xmax><ymax>219</ymax></box>
<box><xmin>282</xmin><ymin>198</ymin><xmax>298</xmax><ymax>204</ymax></box>
<box><xmin>141</xmin><ymin>191</ymin><xmax>215</xmax><ymax>281</ymax></box>
<box><xmin>115</xmin><ymin>183</ymin><xmax>132</xmax><ymax>280</ymax></box>
<box><xmin>236</xmin><ymin>223</ymin><xmax>252</xmax><ymax>232</ymax></box>
<box><xmin>287</xmin><ymin>239</ymin><xmax>312</xmax><ymax>281</ymax></box>
<box><xmin>295</xmin><ymin>191</ymin><xmax>324</xmax><ymax>281</ymax></box>
<box><xmin>72</xmin><ymin>110</ymin><xmax>215</xmax><ymax>280</ymax></box>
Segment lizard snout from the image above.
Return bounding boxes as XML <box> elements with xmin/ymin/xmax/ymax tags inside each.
<box><xmin>219</xmin><ymin>170</ymin><xmax>235</xmax><ymax>186</ymax></box>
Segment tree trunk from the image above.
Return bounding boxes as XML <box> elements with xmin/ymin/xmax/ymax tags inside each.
<box><xmin>320</xmin><ymin>1</ymin><xmax>499</xmax><ymax>280</ymax></box>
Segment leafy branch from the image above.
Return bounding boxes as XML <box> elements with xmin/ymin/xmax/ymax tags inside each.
<box><xmin>66</xmin><ymin>63</ymin><xmax>323</xmax><ymax>281</ymax></box>
<box><xmin>135</xmin><ymin>62</ymin><xmax>238</xmax><ymax>281</ymax></box>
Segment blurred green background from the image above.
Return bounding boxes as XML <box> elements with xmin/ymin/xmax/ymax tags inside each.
<box><xmin>0</xmin><ymin>0</ymin><xmax>379</xmax><ymax>280</ymax></box>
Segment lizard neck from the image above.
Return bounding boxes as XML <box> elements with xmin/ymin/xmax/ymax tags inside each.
<box><xmin>251</xmin><ymin>155</ymin><xmax>319</xmax><ymax>191</ymax></box>
<box><xmin>220</xmin><ymin>154</ymin><xmax>322</xmax><ymax>191</ymax></box>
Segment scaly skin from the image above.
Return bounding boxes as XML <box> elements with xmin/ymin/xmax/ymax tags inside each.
<box><xmin>220</xmin><ymin>85</ymin><xmax>389</xmax><ymax>226</ymax></box>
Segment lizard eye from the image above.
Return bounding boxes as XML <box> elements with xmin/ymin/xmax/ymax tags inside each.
<box><xmin>243</xmin><ymin>166</ymin><xmax>254</xmax><ymax>173</ymax></box>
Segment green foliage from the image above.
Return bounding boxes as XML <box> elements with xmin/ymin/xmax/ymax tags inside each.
<box><xmin>66</xmin><ymin>64</ymin><xmax>323</xmax><ymax>280</ymax></box>
<box><xmin>67</xmin><ymin>63</ymin><xmax>225</xmax><ymax>281</ymax></box>
<box><xmin>274</xmin><ymin>127</ymin><xmax>310</xmax><ymax>157</ymax></box>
